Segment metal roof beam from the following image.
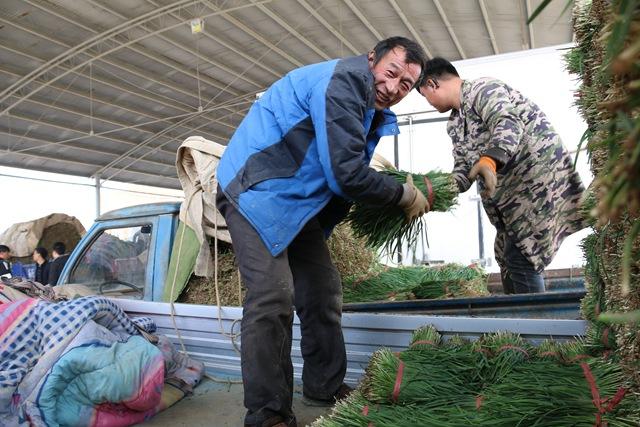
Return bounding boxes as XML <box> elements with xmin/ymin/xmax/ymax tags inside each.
<box><xmin>432</xmin><ymin>0</ymin><xmax>466</xmax><ymax>59</ymax></box>
<box><xmin>202</xmin><ymin>0</ymin><xmax>303</xmax><ymax>68</ymax></box>
<box><xmin>295</xmin><ymin>0</ymin><xmax>360</xmax><ymax>55</ymax></box>
<box><xmin>145</xmin><ymin>0</ymin><xmax>282</xmax><ymax>79</ymax></box>
<box><xmin>17</xmin><ymin>1</ymin><xmax>248</xmax><ymax>112</ymax></box>
<box><xmin>343</xmin><ymin>0</ymin><xmax>384</xmax><ymax>41</ymax></box>
<box><xmin>0</xmin><ymin>0</ymin><xmax>269</xmax><ymax>116</ymax></box>
<box><xmin>1</xmin><ymin>109</ymin><xmax>199</xmax><ymax>158</ymax></box>
<box><xmin>0</xmin><ymin>131</ymin><xmax>174</xmax><ymax>172</ymax></box>
<box><xmin>0</xmin><ymin>39</ymin><xmax>240</xmax><ymax>133</ymax></box>
<box><xmin>0</xmin><ymin>153</ymin><xmax>178</xmax><ymax>184</ymax></box>
<box><xmin>95</xmin><ymin>104</ymin><xmax>250</xmax><ymax>181</ymax></box>
<box><xmin>86</xmin><ymin>0</ymin><xmax>264</xmax><ymax>88</ymax></box>
<box><xmin>386</xmin><ymin>0</ymin><xmax>433</xmax><ymax>58</ymax></box>
<box><xmin>478</xmin><ymin>0</ymin><xmax>499</xmax><ymax>54</ymax></box>
<box><xmin>0</xmin><ymin>65</ymin><xmax>234</xmax><ymax>142</ymax></box>
<box><xmin>248</xmin><ymin>0</ymin><xmax>332</xmax><ymax>61</ymax></box>
<box><xmin>524</xmin><ymin>0</ymin><xmax>535</xmax><ymax>49</ymax></box>
<box><xmin>5</xmin><ymin>94</ymin><xmax>226</xmax><ymax>155</ymax></box>
<box><xmin>0</xmin><ymin>0</ymin><xmax>201</xmax><ymax>109</ymax></box>
<box><xmin>0</xmin><ymin>134</ymin><xmax>177</xmax><ymax>181</ymax></box>
<box><xmin>0</xmin><ymin>69</ymin><xmax>252</xmax><ymax>158</ymax></box>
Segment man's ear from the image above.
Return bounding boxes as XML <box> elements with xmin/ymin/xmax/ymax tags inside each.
<box><xmin>367</xmin><ymin>50</ymin><xmax>375</xmax><ymax>65</ymax></box>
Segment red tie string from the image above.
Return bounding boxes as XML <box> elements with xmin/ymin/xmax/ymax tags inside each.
<box><xmin>392</xmin><ymin>359</ymin><xmax>405</xmax><ymax>403</ymax></box>
<box><xmin>580</xmin><ymin>362</ymin><xmax>628</xmax><ymax>427</ymax></box>
<box><xmin>498</xmin><ymin>345</ymin><xmax>529</xmax><ymax>357</ymax></box>
<box><xmin>422</xmin><ymin>176</ymin><xmax>434</xmax><ymax>208</ymax></box>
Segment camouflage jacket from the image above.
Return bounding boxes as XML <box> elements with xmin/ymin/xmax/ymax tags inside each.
<box><xmin>448</xmin><ymin>78</ymin><xmax>586</xmax><ymax>272</ymax></box>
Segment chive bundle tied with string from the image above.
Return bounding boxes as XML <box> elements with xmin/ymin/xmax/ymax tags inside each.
<box><xmin>347</xmin><ymin>169</ymin><xmax>458</xmax><ymax>253</ymax></box>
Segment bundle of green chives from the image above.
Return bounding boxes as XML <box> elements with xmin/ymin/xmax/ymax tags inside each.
<box><xmin>342</xmin><ymin>266</ymin><xmax>426</xmax><ymax>303</ymax></box>
<box><xmin>314</xmin><ymin>328</ymin><xmax>640</xmax><ymax>427</ymax></box>
<box><xmin>347</xmin><ymin>170</ymin><xmax>458</xmax><ymax>253</ymax></box>
<box><xmin>342</xmin><ymin>264</ymin><xmax>488</xmax><ymax>304</ymax></box>
<box><xmin>475</xmin><ymin>359</ymin><xmax>640</xmax><ymax>427</ymax></box>
<box><xmin>408</xmin><ymin>324</ymin><xmax>442</xmax><ymax>348</ymax></box>
<box><xmin>474</xmin><ymin>331</ymin><xmax>533</xmax><ymax>385</ymax></box>
<box><xmin>361</xmin><ymin>327</ymin><xmax>485</xmax><ymax>405</ymax></box>
<box><xmin>360</xmin><ymin>348</ymin><xmax>480</xmax><ymax>406</ymax></box>
<box><xmin>312</xmin><ymin>391</ymin><xmax>479</xmax><ymax>427</ymax></box>
<box><xmin>412</xmin><ymin>264</ymin><xmax>489</xmax><ymax>299</ymax></box>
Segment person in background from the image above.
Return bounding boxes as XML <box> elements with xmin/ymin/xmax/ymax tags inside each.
<box><xmin>32</xmin><ymin>247</ymin><xmax>50</xmax><ymax>285</ymax></box>
<box><xmin>0</xmin><ymin>245</ymin><xmax>12</xmax><ymax>278</ymax></box>
<box><xmin>216</xmin><ymin>37</ymin><xmax>428</xmax><ymax>427</ymax></box>
<box><xmin>48</xmin><ymin>242</ymin><xmax>69</xmax><ymax>286</ymax></box>
<box><xmin>417</xmin><ymin>57</ymin><xmax>586</xmax><ymax>295</ymax></box>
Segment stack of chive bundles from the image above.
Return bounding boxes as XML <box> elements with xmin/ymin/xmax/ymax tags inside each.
<box><xmin>342</xmin><ymin>263</ymin><xmax>488</xmax><ymax>304</ymax></box>
<box><xmin>347</xmin><ymin>170</ymin><xmax>458</xmax><ymax>253</ymax></box>
<box><xmin>313</xmin><ymin>326</ymin><xmax>640</xmax><ymax>427</ymax></box>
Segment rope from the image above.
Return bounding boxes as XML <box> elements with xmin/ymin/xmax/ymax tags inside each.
<box><xmin>361</xmin><ymin>405</ymin><xmax>374</xmax><ymax>427</ymax></box>
<box><xmin>475</xmin><ymin>395</ymin><xmax>484</xmax><ymax>410</ymax></box>
<box><xmin>167</xmin><ymin>186</ymin><xmax>242</xmax><ymax>384</ymax></box>
<box><xmin>580</xmin><ymin>362</ymin><xmax>628</xmax><ymax>427</ymax></box>
<box><xmin>422</xmin><ymin>175</ymin><xmax>434</xmax><ymax>208</ymax></box>
<box><xmin>392</xmin><ymin>357</ymin><xmax>405</xmax><ymax>403</ymax></box>
<box><xmin>497</xmin><ymin>345</ymin><xmax>529</xmax><ymax>357</ymax></box>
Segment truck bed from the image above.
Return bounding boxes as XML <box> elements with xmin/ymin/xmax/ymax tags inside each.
<box><xmin>115</xmin><ymin>300</ymin><xmax>587</xmax><ymax>386</ymax></box>
<box><xmin>116</xmin><ymin>299</ymin><xmax>586</xmax><ymax>426</ymax></box>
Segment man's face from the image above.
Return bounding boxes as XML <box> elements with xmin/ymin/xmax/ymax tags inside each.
<box><xmin>369</xmin><ymin>47</ymin><xmax>422</xmax><ymax>110</ymax></box>
<box><xmin>419</xmin><ymin>78</ymin><xmax>451</xmax><ymax>113</ymax></box>
<box><xmin>0</xmin><ymin>251</ymin><xmax>9</xmax><ymax>260</ymax></box>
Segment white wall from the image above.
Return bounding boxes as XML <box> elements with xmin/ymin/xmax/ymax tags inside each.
<box><xmin>377</xmin><ymin>44</ymin><xmax>592</xmax><ymax>272</ymax></box>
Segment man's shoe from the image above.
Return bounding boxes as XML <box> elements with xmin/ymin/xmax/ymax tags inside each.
<box><xmin>302</xmin><ymin>383</ymin><xmax>353</xmax><ymax>407</ymax></box>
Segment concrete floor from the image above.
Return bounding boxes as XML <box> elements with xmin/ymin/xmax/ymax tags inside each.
<box><xmin>139</xmin><ymin>378</ymin><xmax>332</xmax><ymax>427</ymax></box>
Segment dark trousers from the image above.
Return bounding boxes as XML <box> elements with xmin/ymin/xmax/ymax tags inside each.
<box><xmin>216</xmin><ymin>190</ymin><xmax>347</xmax><ymax>427</ymax></box>
<box><xmin>501</xmin><ymin>236</ymin><xmax>545</xmax><ymax>294</ymax></box>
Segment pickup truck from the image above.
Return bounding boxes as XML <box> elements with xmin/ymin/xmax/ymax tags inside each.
<box><xmin>55</xmin><ymin>200</ymin><xmax>588</xmax><ymax>424</ymax></box>
<box><xmin>58</xmin><ymin>200</ymin><xmax>586</xmax><ymax>319</ymax></box>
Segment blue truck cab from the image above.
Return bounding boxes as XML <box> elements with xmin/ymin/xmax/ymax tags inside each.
<box><xmin>58</xmin><ymin>202</ymin><xmax>181</xmax><ymax>301</ymax></box>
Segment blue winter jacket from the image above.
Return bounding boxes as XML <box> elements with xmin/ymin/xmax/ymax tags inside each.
<box><xmin>217</xmin><ymin>55</ymin><xmax>404</xmax><ymax>256</ymax></box>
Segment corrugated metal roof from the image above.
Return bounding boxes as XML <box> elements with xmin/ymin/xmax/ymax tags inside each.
<box><xmin>0</xmin><ymin>0</ymin><xmax>573</xmax><ymax>189</ymax></box>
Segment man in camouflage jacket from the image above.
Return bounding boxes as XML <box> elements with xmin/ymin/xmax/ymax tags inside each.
<box><xmin>418</xmin><ymin>58</ymin><xmax>586</xmax><ymax>294</ymax></box>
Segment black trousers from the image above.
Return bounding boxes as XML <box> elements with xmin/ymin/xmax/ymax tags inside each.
<box><xmin>501</xmin><ymin>235</ymin><xmax>545</xmax><ymax>294</ymax></box>
<box><xmin>216</xmin><ymin>190</ymin><xmax>347</xmax><ymax>427</ymax></box>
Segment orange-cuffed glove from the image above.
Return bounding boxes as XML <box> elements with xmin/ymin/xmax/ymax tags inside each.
<box><xmin>468</xmin><ymin>156</ymin><xmax>497</xmax><ymax>198</ymax></box>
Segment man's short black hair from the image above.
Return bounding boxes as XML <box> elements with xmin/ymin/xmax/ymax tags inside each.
<box><xmin>419</xmin><ymin>57</ymin><xmax>459</xmax><ymax>88</ymax></box>
<box><xmin>52</xmin><ymin>242</ymin><xmax>66</xmax><ymax>255</ymax></box>
<box><xmin>372</xmin><ymin>36</ymin><xmax>426</xmax><ymax>85</ymax></box>
<box><xmin>0</xmin><ymin>245</ymin><xmax>9</xmax><ymax>253</ymax></box>
<box><xmin>34</xmin><ymin>247</ymin><xmax>48</xmax><ymax>259</ymax></box>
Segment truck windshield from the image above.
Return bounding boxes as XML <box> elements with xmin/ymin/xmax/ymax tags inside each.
<box><xmin>68</xmin><ymin>224</ymin><xmax>152</xmax><ymax>299</ymax></box>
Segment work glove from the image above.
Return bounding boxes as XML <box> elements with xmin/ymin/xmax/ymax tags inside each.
<box><xmin>370</xmin><ymin>153</ymin><xmax>397</xmax><ymax>172</ymax></box>
<box><xmin>397</xmin><ymin>174</ymin><xmax>430</xmax><ymax>221</ymax></box>
<box><xmin>469</xmin><ymin>156</ymin><xmax>497</xmax><ymax>198</ymax></box>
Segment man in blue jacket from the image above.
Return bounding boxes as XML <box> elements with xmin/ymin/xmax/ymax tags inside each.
<box><xmin>216</xmin><ymin>36</ymin><xmax>428</xmax><ymax>427</ymax></box>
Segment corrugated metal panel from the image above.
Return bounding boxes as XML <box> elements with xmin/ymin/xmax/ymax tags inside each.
<box><xmin>114</xmin><ymin>299</ymin><xmax>587</xmax><ymax>385</ymax></box>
